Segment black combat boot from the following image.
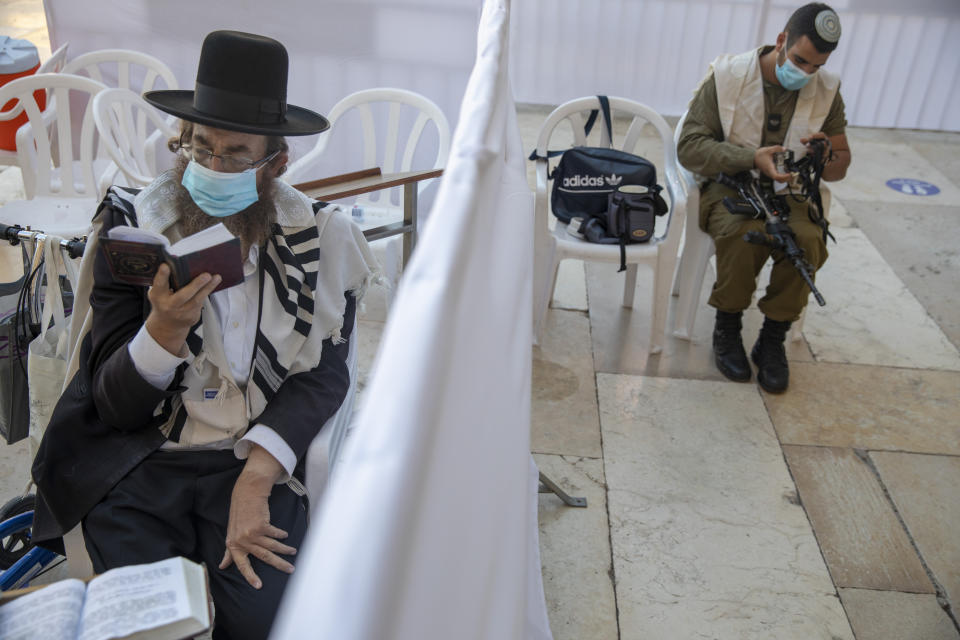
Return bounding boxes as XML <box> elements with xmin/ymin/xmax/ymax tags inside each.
<box><xmin>713</xmin><ymin>310</ymin><xmax>751</xmax><ymax>382</ymax></box>
<box><xmin>751</xmin><ymin>316</ymin><xmax>792</xmax><ymax>393</ymax></box>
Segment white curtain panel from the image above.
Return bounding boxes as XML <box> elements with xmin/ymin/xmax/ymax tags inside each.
<box><xmin>270</xmin><ymin>0</ymin><xmax>552</xmax><ymax>638</ymax></box>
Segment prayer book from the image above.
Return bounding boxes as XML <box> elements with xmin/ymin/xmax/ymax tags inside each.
<box><xmin>100</xmin><ymin>223</ymin><xmax>243</xmax><ymax>293</ymax></box>
<box><xmin>0</xmin><ymin>556</ymin><xmax>211</xmax><ymax>640</ymax></box>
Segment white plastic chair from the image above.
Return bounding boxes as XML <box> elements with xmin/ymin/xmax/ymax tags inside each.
<box><xmin>287</xmin><ymin>88</ymin><xmax>450</xmax><ymax>312</ymax></box>
<box><xmin>533</xmin><ymin>96</ymin><xmax>686</xmax><ymax>353</ymax></box>
<box><xmin>0</xmin><ymin>73</ymin><xmax>108</xmax><ymax>238</ymax></box>
<box><xmin>0</xmin><ymin>42</ymin><xmax>70</xmax><ymax>170</ymax></box>
<box><xmin>39</xmin><ymin>43</ymin><xmax>72</xmax><ymax>77</ymax></box>
<box><xmin>304</xmin><ymin>317</ymin><xmax>360</xmax><ymax>504</ymax></box>
<box><xmin>63</xmin><ymin>49</ymin><xmax>179</xmax><ymax>193</ymax></box>
<box><xmin>670</xmin><ymin>110</ymin><xmax>710</xmax><ymax>340</ymax></box>
<box><xmin>286</xmin><ymin>88</ymin><xmax>450</xmax><ymax>197</ymax></box>
<box><xmin>92</xmin><ymin>88</ymin><xmax>179</xmax><ymax>192</ymax></box>
<box><xmin>670</xmin><ymin>111</ymin><xmax>820</xmax><ymax>342</ymax></box>
<box><xmin>62</xmin><ymin>48</ymin><xmax>177</xmax><ymax>95</ymax></box>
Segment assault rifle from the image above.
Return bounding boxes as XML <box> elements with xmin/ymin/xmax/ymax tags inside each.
<box><xmin>716</xmin><ymin>171</ymin><xmax>826</xmax><ymax>306</ymax></box>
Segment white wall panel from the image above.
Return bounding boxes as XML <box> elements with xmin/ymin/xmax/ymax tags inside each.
<box><xmin>895</xmin><ymin>17</ymin><xmax>942</xmax><ymax>130</ymax></box>
<box><xmin>509</xmin><ymin>0</ymin><xmax>960</xmax><ymax>130</ymax></box>
<box><xmin>919</xmin><ymin>19</ymin><xmax>960</xmax><ymax>131</ymax></box>
<box><xmin>43</xmin><ymin>0</ymin><xmax>960</xmax><ymax>131</ymax></box>
<box><xmin>44</xmin><ymin>0</ymin><xmax>479</xmax><ymax>184</ymax></box>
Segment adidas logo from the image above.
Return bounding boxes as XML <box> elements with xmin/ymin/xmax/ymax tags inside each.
<box><xmin>561</xmin><ymin>173</ymin><xmax>623</xmax><ymax>188</ymax></box>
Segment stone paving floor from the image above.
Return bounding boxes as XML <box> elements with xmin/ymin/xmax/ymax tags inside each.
<box><xmin>519</xmin><ymin>104</ymin><xmax>960</xmax><ymax>639</ymax></box>
<box><xmin>1</xmin><ymin>2</ymin><xmax>959</xmax><ymax>639</ymax></box>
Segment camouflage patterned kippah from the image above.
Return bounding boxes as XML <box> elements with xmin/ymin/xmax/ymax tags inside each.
<box><xmin>815</xmin><ymin>9</ymin><xmax>841</xmax><ymax>43</ymax></box>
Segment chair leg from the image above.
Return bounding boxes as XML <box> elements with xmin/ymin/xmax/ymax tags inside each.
<box><xmin>649</xmin><ymin>258</ymin><xmax>673</xmax><ymax>354</ymax></box>
<box><xmin>622</xmin><ymin>263</ymin><xmax>638</xmax><ymax>308</ymax></box>
<box><xmin>671</xmin><ymin>231</ymin><xmax>687</xmax><ymax>297</ymax></box>
<box><xmin>533</xmin><ymin>252</ymin><xmax>561</xmax><ymax>345</ymax></box>
<box><xmin>790</xmin><ymin>306</ymin><xmax>807</xmax><ymax>342</ymax></box>
<box><xmin>672</xmin><ymin>234</ymin><xmax>714</xmax><ymax>340</ymax></box>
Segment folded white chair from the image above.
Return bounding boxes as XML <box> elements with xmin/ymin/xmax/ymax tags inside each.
<box><xmin>27</xmin><ymin>237</ymin><xmax>79</xmax><ymax>460</ymax></box>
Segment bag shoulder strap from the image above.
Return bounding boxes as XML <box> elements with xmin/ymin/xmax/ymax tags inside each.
<box><xmin>587</xmin><ymin>95</ymin><xmax>613</xmax><ymax>145</ymax></box>
<box><xmin>529</xmin><ymin>95</ymin><xmax>613</xmax><ymax>161</ymax></box>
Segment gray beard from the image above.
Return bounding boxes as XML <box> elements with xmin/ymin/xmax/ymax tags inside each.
<box><xmin>173</xmin><ymin>155</ymin><xmax>277</xmax><ymax>251</ymax></box>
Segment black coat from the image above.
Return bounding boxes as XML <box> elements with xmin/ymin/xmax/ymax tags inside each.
<box><xmin>31</xmin><ymin>193</ymin><xmax>354</xmax><ymax>551</ymax></box>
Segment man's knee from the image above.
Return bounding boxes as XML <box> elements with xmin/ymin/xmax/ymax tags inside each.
<box><xmin>790</xmin><ymin>221</ymin><xmax>829</xmax><ymax>270</ymax></box>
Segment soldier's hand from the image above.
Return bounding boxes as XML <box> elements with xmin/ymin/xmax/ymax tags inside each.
<box><xmin>800</xmin><ymin>132</ymin><xmax>831</xmax><ymax>162</ymax></box>
<box><xmin>144</xmin><ymin>264</ymin><xmax>221</xmax><ymax>356</ymax></box>
<box><xmin>754</xmin><ymin>145</ymin><xmax>793</xmax><ymax>183</ymax></box>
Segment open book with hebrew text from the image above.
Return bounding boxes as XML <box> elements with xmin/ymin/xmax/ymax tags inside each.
<box><xmin>0</xmin><ymin>556</ymin><xmax>210</xmax><ymax>640</ymax></box>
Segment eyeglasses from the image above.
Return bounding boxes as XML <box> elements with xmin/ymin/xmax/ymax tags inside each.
<box><xmin>178</xmin><ymin>135</ymin><xmax>280</xmax><ymax>173</ymax></box>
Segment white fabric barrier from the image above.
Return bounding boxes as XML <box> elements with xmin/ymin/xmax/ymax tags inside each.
<box><xmin>270</xmin><ymin>0</ymin><xmax>552</xmax><ymax>638</ymax></box>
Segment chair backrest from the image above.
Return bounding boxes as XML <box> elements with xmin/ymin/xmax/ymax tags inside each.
<box><xmin>673</xmin><ymin>110</ymin><xmax>700</xmax><ymax>227</ymax></box>
<box><xmin>287</xmin><ymin>87</ymin><xmax>450</xmax><ymax>203</ymax></box>
<box><xmin>0</xmin><ymin>43</ymin><xmax>70</xmax><ymax>170</ymax></box>
<box><xmin>533</xmin><ymin>96</ymin><xmax>684</xmax><ymax>245</ymax></box>
<box><xmin>32</xmin><ymin>42</ymin><xmax>70</xmax><ymax>111</ymax></box>
<box><xmin>38</xmin><ymin>42</ymin><xmax>70</xmax><ymax>75</ymax></box>
<box><xmin>62</xmin><ymin>48</ymin><xmax>178</xmax><ymax>94</ymax></box>
<box><xmin>93</xmin><ymin>87</ymin><xmax>179</xmax><ymax>191</ymax></box>
<box><xmin>304</xmin><ymin>316</ymin><xmax>360</xmax><ymax>503</ymax></box>
<box><xmin>0</xmin><ymin>73</ymin><xmax>108</xmax><ymax>199</ymax></box>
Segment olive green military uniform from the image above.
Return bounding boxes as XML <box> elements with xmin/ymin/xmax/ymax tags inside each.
<box><xmin>676</xmin><ymin>46</ymin><xmax>847</xmax><ymax>322</ymax></box>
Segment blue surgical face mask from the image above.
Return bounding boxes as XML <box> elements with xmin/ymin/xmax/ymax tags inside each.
<box><xmin>775</xmin><ymin>55</ymin><xmax>813</xmax><ymax>91</ymax></box>
<box><xmin>181</xmin><ymin>160</ymin><xmax>261</xmax><ymax>218</ymax></box>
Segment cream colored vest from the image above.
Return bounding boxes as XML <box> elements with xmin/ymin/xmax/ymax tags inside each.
<box><xmin>711</xmin><ymin>47</ymin><xmax>838</xmax><ymax>162</ymax></box>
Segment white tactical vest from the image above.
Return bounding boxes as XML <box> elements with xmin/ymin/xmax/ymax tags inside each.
<box><xmin>711</xmin><ymin>47</ymin><xmax>839</xmax><ymax>162</ymax></box>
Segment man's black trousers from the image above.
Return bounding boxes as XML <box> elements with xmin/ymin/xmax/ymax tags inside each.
<box><xmin>82</xmin><ymin>449</ymin><xmax>308</xmax><ymax>640</ymax></box>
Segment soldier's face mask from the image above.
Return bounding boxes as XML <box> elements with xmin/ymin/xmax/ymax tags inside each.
<box><xmin>776</xmin><ymin>48</ymin><xmax>814</xmax><ymax>91</ymax></box>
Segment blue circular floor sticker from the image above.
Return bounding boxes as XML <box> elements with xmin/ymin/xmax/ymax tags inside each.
<box><xmin>886</xmin><ymin>178</ymin><xmax>940</xmax><ymax>196</ymax></box>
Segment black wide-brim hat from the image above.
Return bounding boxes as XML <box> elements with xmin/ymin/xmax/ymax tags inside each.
<box><xmin>144</xmin><ymin>30</ymin><xmax>329</xmax><ymax>136</ymax></box>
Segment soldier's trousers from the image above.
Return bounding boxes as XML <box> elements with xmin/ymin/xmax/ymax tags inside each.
<box><xmin>700</xmin><ymin>183</ymin><xmax>828</xmax><ymax>323</ymax></box>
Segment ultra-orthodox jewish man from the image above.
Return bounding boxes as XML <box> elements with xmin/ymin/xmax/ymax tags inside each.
<box><xmin>33</xmin><ymin>30</ymin><xmax>379</xmax><ymax>640</ymax></box>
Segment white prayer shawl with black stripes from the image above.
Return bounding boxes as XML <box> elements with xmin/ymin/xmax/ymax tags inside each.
<box><xmin>66</xmin><ymin>172</ymin><xmax>379</xmax><ymax>448</ymax></box>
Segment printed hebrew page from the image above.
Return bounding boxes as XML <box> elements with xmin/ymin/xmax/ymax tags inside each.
<box><xmin>106</xmin><ymin>225</ymin><xmax>170</xmax><ymax>247</ymax></box>
<box><xmin>0</xmin><ymin>579</ymin><xmax>86</xmax><ymax>640</ymax></box>
<box><xmin>167</xmin><ymin>223</ymin><xmax>234</xmax><ymax>256</ymax></box>
<box><xmin>76</xmin><ymin>556</ymin><xmax>209</xmax><ymax>640</ymax></box>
